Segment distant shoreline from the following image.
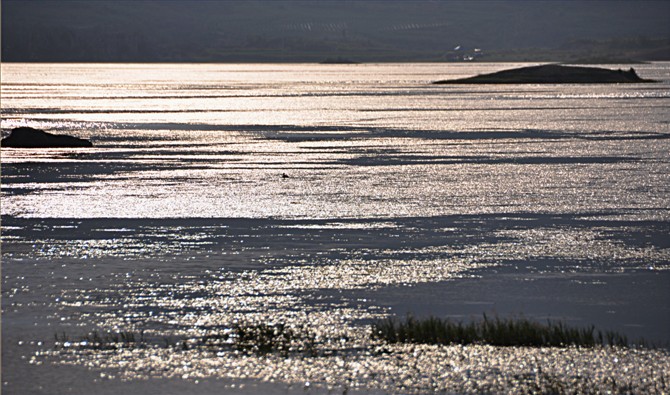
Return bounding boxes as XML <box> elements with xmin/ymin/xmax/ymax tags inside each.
<box><xmin>0</xmin><ymin>59</ymin><xmax>663</xmax><ymax>65</ymax></box>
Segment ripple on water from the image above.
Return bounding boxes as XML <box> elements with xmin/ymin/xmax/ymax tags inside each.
<box><xmin>47</xmin><ymin>342</ymin><xmax>670</xmax><ymax>394</ymax></box>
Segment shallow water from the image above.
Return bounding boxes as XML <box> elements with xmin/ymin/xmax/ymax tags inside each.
<box><xmin>2</xmin><ymin>63</ymin><xmax>670</xmax><ymax>394</ymax></box>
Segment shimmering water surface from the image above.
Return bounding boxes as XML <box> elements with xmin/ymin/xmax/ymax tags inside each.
<box><xmin>2</xmin><ymin>63</ymin><xmax>670</xmax><ymax>394</ymax></box>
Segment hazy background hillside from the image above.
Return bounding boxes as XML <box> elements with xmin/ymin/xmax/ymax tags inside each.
<box><xmin>3</xmin><ymin>0</ymin><xmax>670</xmax><ymax>62</ymax></box>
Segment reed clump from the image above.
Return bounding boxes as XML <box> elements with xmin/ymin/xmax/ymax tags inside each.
<box><xmin>224</xmin><ymin>322</ymin><xmax>317</xmax><ymax>356</ymax></box>
<box><xmin>53</xmin><ymin>323</ymin><xmax>319</xmax><ymax>355</ymax></box>
<box><xmin>372</xmin><ymin>314</ymin><xmax>640</xmax><ymax>348</ymax></box>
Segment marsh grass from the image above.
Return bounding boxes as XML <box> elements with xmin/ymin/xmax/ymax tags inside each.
<box><xmin>167</xmin><ymin>323</ymin><xmax>319</xmax><ymax>356</ymax></box>
<box><xmin>215</xmin><ymin>322</ymin><xmax>318</xmax><ymax>356</ymax></box>
<box><xmin>53</xmin><ymin>323</ymin><xmax>318</xmax><ymax>356</ymax></box>
<box><xmin>372</xmin><ymin>314</ymin><xmax>643</xmax><ymax>348</ymax></box>
<box><xmin>52</xmin><ymin>314</ymin><xmax>653</xmax><ymax>357</ymax></box>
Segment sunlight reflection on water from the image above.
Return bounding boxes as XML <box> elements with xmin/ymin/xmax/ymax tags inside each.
<box><xmin>2</xmin><ymin>63</ymin><xmax>670</xmax><ymax>393</ymax></box>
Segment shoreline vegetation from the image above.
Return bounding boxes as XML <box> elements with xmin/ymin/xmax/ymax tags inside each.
<box><xmin>53</xmin><ymin>314</ymin><xmax>656</xmax><ymax>354</ymax></box>
<box><xmin>372</xmin><ymin>315</ymin><xmax>655</xmax><ymax>348</ymax></box>
<box><xmin>48</xmin><ymin>317</ymin><xmax>669</xmax><ymax>394</ymax></box>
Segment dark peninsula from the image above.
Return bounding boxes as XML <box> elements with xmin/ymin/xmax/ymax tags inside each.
<box><xmin>1</xmin><ymin>127</ymin><xmax>93</xmax><ymax>148</ymax></box>
<box><xmin>433</xmin><ymin>64</ymin><xmax>655</xmax><ymax>84</ymax></box>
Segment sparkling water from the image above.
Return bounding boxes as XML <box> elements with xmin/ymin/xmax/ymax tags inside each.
<box><xmin>2</xmin><ymin>63</ymin><xmax>669</xmax><ymax>394</ymax></box>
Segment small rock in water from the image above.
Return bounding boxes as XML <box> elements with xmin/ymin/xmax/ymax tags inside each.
<box><xmin>1</xmin><ymin>127</ymin><xmax>93</xmax><ymax>148</ymax></box>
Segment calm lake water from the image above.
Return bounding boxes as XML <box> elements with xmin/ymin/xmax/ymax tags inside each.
<box><xmin>2</xmin><ymin>63</ymin><xmax>670</xmax><ymax>394</ymax></box>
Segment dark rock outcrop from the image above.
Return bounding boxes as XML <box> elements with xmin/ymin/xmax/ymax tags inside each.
<box><xmin>1</xmin><ymin>127</ymin><xmax>93</xmax><ymax>148</ymax></box>
<box><xmin>433</xmin><ymin>64</ymin><xmax>655</xmax><ymax>84</ymax></box>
